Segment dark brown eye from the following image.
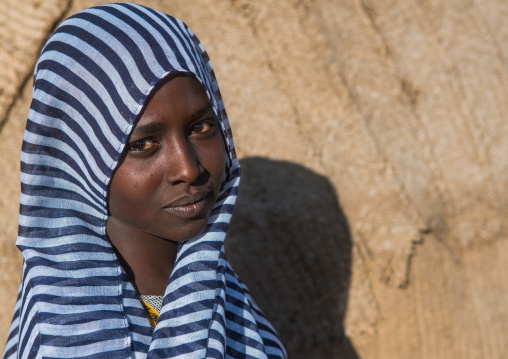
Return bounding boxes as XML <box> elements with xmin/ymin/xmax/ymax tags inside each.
<box><xmin>191</xmin><ymin>120</ymin><xmax>219</xmax><ymax>136</ymax></box>
<box><xmin>127</xmin><ymin>139</ymin><xmax>156</xmax><ymax>153</ymax></box>
<box><xmin>191</xmin><ymin>122</ymin><xmax>211</xmax><ymax>134</ymax></box>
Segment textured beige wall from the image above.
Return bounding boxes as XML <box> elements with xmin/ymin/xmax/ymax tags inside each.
<box><xmin>1</xmin><ymin>1</ymin><xmax>507</xmax><ymax>358</ymax></box>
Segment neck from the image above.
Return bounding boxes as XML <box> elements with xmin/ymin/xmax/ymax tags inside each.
<box><xmin>106</xmin><ymin>220</ymin><xmax>178</xmax><ymax>296</ymax></box>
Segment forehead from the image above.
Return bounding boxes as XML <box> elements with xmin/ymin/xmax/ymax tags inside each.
<box><xmin>134</xmin><ymin>75</ymin><xmax>213</xmax><ymax>126</ymax></box>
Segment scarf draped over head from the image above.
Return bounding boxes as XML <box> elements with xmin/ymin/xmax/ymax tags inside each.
<box><xmin>3</xmin><ymin>3</ymin><xmax>286</xmax><ymax>359</ymax></box>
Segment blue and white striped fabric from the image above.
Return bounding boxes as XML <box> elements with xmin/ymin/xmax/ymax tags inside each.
<box><xmin>3</xmin><ymin>3</ymin><xmax>286</xmax><ymax>358</ymax></box>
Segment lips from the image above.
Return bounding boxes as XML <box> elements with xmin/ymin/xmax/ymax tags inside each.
<box><xmin>163</xmin><ymin>192</ymin><xmax>210</xmax><ymax>218</ymax></box>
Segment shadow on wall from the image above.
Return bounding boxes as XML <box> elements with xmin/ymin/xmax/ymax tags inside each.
<box><xmin>226</xmin><ymin>157</ymin><xmax>359</xmax><ymax>359</ymax></box>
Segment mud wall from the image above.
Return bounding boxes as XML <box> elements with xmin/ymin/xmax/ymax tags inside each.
<box><xmin>1</xmin><ymin>1</ymin><xmax>507</xmax><ymax>358</ymax></box>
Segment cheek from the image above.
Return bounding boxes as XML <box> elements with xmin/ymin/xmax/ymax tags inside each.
<box><xmin>108</xmin><ymin>167</ymin><xmax>156</xmax><ymax>215</ymax></box>
<box><xmin>211</xmin><ymin>142</ymin><xmax>228</xmax><ymax>184</ymax></box>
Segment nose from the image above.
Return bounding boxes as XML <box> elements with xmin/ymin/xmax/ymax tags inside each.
<box><xmin>165</xmin><ymin>140</ymin><xmax>203</xmax><ymax>185</ymax></box>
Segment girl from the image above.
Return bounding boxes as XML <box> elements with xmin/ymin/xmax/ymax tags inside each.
<box><xmin>3</xmin><ymin>3</ymin><xmax>286</xmax><ymax>358</ymax></box>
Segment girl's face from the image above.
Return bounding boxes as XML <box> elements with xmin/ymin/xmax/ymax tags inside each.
<box><xmin>107</xmin><ymin>75</ymin><xmax>227</xmax><ymax>243</ymax></box>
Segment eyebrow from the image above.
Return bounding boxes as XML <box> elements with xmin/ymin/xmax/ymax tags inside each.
<box><xmin>131</xmin><ymin>122</ymin><xmax>164</xmax><ymax>135</ymax></box>
<box><xmin>191</xmin><ymin>106</ymin><xmax>215</xmax><ymax>121</ymax></box>
<box><xmin>131</xmin><ymin>105</ymin><xmax>215</xmax><ymax>135</ymax></box>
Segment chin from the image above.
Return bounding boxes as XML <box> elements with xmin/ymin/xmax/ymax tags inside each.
<box><xmin>157</xmin><ymin>218</ymin><xmax>210</xmax><ymax>243</ymax></box>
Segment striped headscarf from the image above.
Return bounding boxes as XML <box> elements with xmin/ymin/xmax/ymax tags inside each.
<box><xmin>3</xmin><ymin>3</ymin><xmax>286</xmax><ymax>358</ymax></box>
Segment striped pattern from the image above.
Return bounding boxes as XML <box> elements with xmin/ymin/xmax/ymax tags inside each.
<box><xmin>3</xmin><ymin>3</ymin><xmax>286</xmax><ymax>359</ymax></box>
